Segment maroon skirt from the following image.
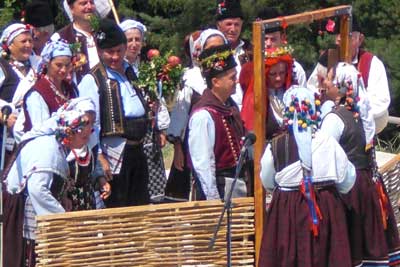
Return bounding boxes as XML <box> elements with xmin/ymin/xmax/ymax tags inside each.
<box><xmin>259</xmin><ymin>186</ymin><xmax>352</xmax><ymax>267</ymax></box>
<box><xmin>342</xmin><ymin>169</ymin><xmax>400</xmax><ymax>266</ymax></box>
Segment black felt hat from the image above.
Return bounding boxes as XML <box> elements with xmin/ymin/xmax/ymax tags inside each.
<box><xmin>256</xmin><ymin>7</ymin><xmax>283</xmax><ymax>33</ymax></box>
<box><xmin>199</xmin><ymin>44</ymin><xmax>237</xmax><ymax>79</ymax></box>
<box><xmin>215</xmin><ymin>0</ymin><xmax>243</xmax><ymax>21</ymax></box>
<box><xmin>24</xmin><ymin>0</ymin><xmax>54</xmax><ymax>27</ymax></box>
<box><xmin>96</xmin><ymin>19</ymin><xmax>127</xmax><ymax>49</ymax></box>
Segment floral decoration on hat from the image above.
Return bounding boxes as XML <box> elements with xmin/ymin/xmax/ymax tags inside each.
<box><xmin>200</xmin><ymin>49</ymin><xmax>233</xmax><ymax>70</ymax></box>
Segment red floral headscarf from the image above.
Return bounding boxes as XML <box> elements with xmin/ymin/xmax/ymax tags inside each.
<box><xmin>240</xmin><ymin>47</ymin><xmax>294</xmax><ymax>131</ymax></box>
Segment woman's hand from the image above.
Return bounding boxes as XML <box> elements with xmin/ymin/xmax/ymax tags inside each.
<box><xmin>98</xmin><ymin>153</ymin><xmax>113</xmax><ymax>181</ymax></box>
<box><xmin>61</xmin><ymin>195</ymin><xmax>73</xmax><ymax>212</ymax></box>
<box><xmin>173</xmin><ymin>141</ymin><xmax>185</xmax><ymax>171</ymax></box>
<box><xmin>98</xmin><ymin>176</ymin><xmax>111</xmax><ymax>200</ymax></box>
<box><xmin>159</xmin><ymin>132</ymin><xmax>167</xmax><ymax>148</ymax></box>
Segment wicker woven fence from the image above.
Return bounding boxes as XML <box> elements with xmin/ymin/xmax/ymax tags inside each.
<box><xmin>380</xmin><ymin>154</ymin><xmax>400</xmax><ymax>229</ymax></box>
<box><xmin>36</xmin><ymin>197</ymin><xmax>255</xmax><ymax>267</ymax></box>
<box><xmin>35</xmin><ymin>154</ymin><xmax>400</xmax><ymax>267</ymax></box>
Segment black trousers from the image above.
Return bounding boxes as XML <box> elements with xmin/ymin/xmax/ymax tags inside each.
<box><xmin>106</xmin><ymin>144</ymin><xmax>150</xmax><ymax>207</ymax></box>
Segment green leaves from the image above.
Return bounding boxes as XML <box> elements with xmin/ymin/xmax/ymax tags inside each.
<box><xmin>134</xmin><ymin>51</ymin><xmax>183</xmax><ymax>101</ymax></box>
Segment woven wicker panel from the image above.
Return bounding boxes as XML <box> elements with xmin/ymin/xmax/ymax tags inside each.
<box><xmin>36</xmin><ymin>197</ymin><xmax>255</xmax><ymax>267</ymax></box>
<box><xmin>380</xmin><ymin>154</ymin><xmax>400</xmax><ymax>230</ymax></box>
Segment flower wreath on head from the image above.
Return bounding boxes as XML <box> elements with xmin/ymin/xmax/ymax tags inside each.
<box><xmin>283</xmin><ymin>93</ymin><xmax>322</xmax><ymax>132</ymax></box>
<box><xmin>200</xmin><ymin>49</ymin><xmax>233</xmax><ymax>71</ymax></box>
<box><xmin>265</xmin><ymin>45</ymin><xmax>294</xmax><ymax>58</ymax></box>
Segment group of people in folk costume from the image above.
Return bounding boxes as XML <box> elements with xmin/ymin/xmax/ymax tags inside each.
<box><xmin>0</xmin><ymin>0</ymin><xmax>398</xmax><ymax>266</ymax></box>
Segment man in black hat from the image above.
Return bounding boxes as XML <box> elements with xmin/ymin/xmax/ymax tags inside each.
<box><xmin>188</xmin><ymin>44</ymin><xmax>246</xmax><ymax>200</ymax></box>
<box><xmin>215</xmin><ymin>0</ymin><xmax>252</xmax><ymax>110</ymax></box>
<box><xmin>256</xmin><ymin>7</ymin><xmax>307</xmax><ymax>87</ymax></box>
<box><xmin>52</xmin><ymin>0</ymin><xmax>100</xmax><ymax>83</ymax></box>
<box><xmin>308</xmin><ymin>15</ymin><xmax>390</xmax><ymax>133</ymax></box>
<box><xmin>78</xmin><ymin>18</ymin><xmax>150</xmax><ymax>207</ymax></box>
<box><xmin>24</xmin><ymin>0</ymin><xmax>56</xmax><ymax>55</ymax></box>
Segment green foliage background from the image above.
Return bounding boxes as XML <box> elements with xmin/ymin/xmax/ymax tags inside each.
<box><xmin>1</xmin><ymin>0</ymin><xmax>399</xmax><ymax>141</ymax></box>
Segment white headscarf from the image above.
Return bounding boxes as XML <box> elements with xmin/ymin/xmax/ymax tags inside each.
<box><xmin>38</xmin><ymin>39</ymin><xmax>72</xmax><ymax>75</ymax></box>
<box><xmin>0</xmin><ymin>23</ymin><xmax>33</xmax><ymax>47</ymax></box>
<box><xmin>198</xmin><ymin>29</ymin><xmax>227</xmax><ymax>52</ymax></box>
<box><xmin>333</xmin><ymin>62</ymin><xmax>375</xmax><ymax>146</ymax></box>
<box><xmin>283</xmin><ymin>86</ymin><xmax>320</xmax><ymax>170</ymax></box>
<box><xmin>119</xmin><ymin>19</ymin><xmax>147</xmax><ymax>35</ymax></box>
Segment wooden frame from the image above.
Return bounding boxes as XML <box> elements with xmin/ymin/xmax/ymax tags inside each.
<box><xmin>252</xmin><ymin>5</ymin><xmax>353</xmax><ymax>265</ymax></box>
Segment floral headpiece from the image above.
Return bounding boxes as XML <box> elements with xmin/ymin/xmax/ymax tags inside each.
<box><xmin>334</xmin><ymin>78</ymin><xmax>360</xmax><ymax>119</ymax></box>
<box><xmin>283</xmin><ymin>93</ymin><xmax>322</xmax><ymax>132</ymax></box>
<box><xmin>265</xmin><ymin>45</ymin><xmax>293</xmax><ymax>58</ymax></box>
<box><xmin>217</xmin><ymin>1</ymin><xmax>227</xmax><ymax>15</ymax></box>
<box><xmin>200</xmin><ymin>49</ymin><xmax>233</xmax><ymax>70</ymax></box>
<box><xmin>55</xmin><ymin>112</ymin><xmax>90</xmax><ymax>145</ymax></box>
<box><xmin>54</xmin><ymin>98</ymin><xmax>95</xmax><ymax>145</ymax></box>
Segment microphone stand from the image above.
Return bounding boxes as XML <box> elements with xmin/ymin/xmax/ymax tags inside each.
<box><xmin>208</xmin><ymin>146</ymin><xmax>249</xmax><ymax>267</ymax></box>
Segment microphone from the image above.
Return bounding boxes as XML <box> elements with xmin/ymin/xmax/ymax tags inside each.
<box><xmin>1</xmin><ymin>105</ymin><xmax>12</xmax><ymax>123</ymax></box>
<box><xmin>240</xmin><ymin>133</ymin><xmax>256</xmax><ymax>154</ymax></box>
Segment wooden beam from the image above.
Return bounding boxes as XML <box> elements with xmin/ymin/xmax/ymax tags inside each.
<box><xmin>254</xmin><ymin>5</ymin><xmax>352</xmax><ymax>30</ymax></box>
<box><xmin>252</xmin><ymin>21</ymin><xmax>266</xmax><ymax>267</ymax></box>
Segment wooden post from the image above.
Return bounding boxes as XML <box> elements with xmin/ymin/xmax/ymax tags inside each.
<box><xmin>252</xmin><ymin>21</ymin><xmax>266</xmax><ymax>267</ymax></box>
<box><xmin>340</xmin><ymin>14</ymin><xmax>352</xmax><ymax>62</ymax></box>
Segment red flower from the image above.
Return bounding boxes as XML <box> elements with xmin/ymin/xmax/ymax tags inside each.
<box><xmin>167</xmin><ymin>55</ymin><xmax>181</xmax><ymax>67</ymax></box>
<box><xmin>325</xmin><ymin>19</ymin><xmax>335</xmax><ymax>33</ymax></box>
<box><xmin>147</xmin><ymin>49</ymin><xmax>160</xmax><ymax>60</ymax></box>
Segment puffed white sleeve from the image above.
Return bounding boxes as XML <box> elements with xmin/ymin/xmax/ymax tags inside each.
<box><xmin>366</xmin><ymin>56</ymin><xmax>390</xmax><ymax>119</ymax></box>
<box><xmin>260</xmin><ymin>143</ymin><xmax>277</xmax><ymax>192</ymax></box>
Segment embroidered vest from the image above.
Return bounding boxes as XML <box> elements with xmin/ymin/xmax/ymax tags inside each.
<box><xmin>0</xmin><ymin>58</ymin><xmax>19</xmax><ymax>102</ymax></box>
<box><xmin>201</xmin><ymin>106</ymin><xmax>241</xmax><ymax>172</ymax></box>
<box><xmin>270</xmin><ymin>131</ymin><xmax>299</xmax><ymax>172</ymax></box>
<box><xmin>90</xmin><ymin>63</ymin><xmax>149</xmax><ymax>141</ymax></box>
<box><xmin>22</xmin><ymin>79</ymin><xmax>77</xmax><ymax>132</ymax></box>
<box><xmin>334</xmin><ymin>106</ymin><xmax>370</xmax><ymax>169</ymax></box>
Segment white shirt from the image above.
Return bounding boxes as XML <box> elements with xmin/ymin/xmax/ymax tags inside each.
<box><xmin>188</xmin><ymin>109</ymin><xmax>219</xmax><ymax>200</ymax></box>
<box><xmin>260</xmin><ymin>131</ymin><xmax>356</xmax><ymax>194</ymax></box>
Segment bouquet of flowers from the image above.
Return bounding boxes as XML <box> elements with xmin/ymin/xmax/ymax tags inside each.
<box><xmin>135</xmin><ymin>49</ymin><xmax>183</xmax><ymax>101</ymax></box>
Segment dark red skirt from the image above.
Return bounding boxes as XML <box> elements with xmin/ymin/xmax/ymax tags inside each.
<box><xmin>342</xmin><ymin>169</ymin><xmax>400</xmax><ymax>266</ymax></box>
<box><xmin>259</xmin><ymin>186</ymin><xmax>352</xmax><ymax>267</ymax></box>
